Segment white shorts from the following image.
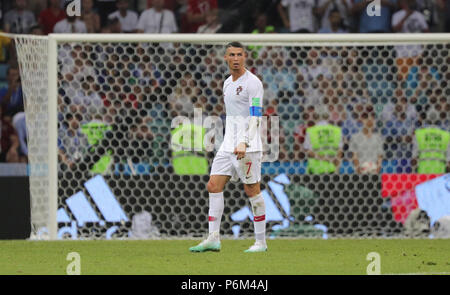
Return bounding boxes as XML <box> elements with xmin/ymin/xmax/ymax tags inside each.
<box><xmin>210</xmin><ymin>151</ymin><xmax>262</xmax><ymax>184</ymax></box>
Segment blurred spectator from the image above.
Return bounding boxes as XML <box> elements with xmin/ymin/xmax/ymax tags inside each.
<box><xmin>96</xmin><ymin>0</ymin><xmax>119</xmax><ymax>27</ymax></box>
<box><xmin>3</xmin><ymin>0</ymin><xmax>37</xmax><ymax>34</ymax></box>
<box><xmin>351</xmin><ymin>0</ymin><xmax>397</xmax><ymax>33</ymax></box>
<box><xmin>173</xmin><ymin>0</ymin><xmax>189</xmax><ymax>32</ymax></box>
<box><xmin>416</xmin><ymin>0</ymin><xmax>445</xmax><ymax>31</ymax></box>
<box><xmin>137</xmin><ymin>0</ymin><xmax>178</xmax><ymax>33</ymax></box>
<box><xmin>38</xmin><ymin>0</ymin><xmax>66</xmax><ymax>35</ymax></box>
<box><xmin>196</xmin><ymin>8</ymin><xmax>222</xmax><ymax>33</ymax></box>
<box><xmin>248</xmin><ymin>13</ymin><xmax>275</xmax><ymax>59</ymax></box>
<box><xmin>0</xmin><ymin>105</ymin><xmax>21</xmax><ymax>163</ymax></box>
<box><xmin>186</xmin><ymin>0</ymin><xmax>218</xmax><ymax>33</ymax></box>
<box><xmin>318</xmin><ymin>8</ymin><xmax>349</xmax><ymax>33</ymax></box>
<box><xmin>58</xmin><ymin>112</ymin><xmax>87</xmax><ymax>170</ymax></box>
<box><xmin>405</xmin><ymin>62</ymin><xmax>441</xmax><ymax>99</ymax></box>
<box><xmin>108</xmin><ymin>0</ymin><xmax>139</xmax><ymax>33</ymax></box>
<box><xmin>323</xmin><ymin>95</ymin><xmax>348</xmax><ymax>127</ymax></box>
<box><xmin>101</xmin><ymin>17</ymin><xmax>123</xmax><ymax>33</ymax></box>
<box><xmin>255</xmin><ymin>46</ymin><xmax>295</xmax><ymax>95</ymax></box>
<box><xmin>223</xmin><ymin>0</ymin><xmax>257</xmax><ymax>33</ymax></box>
<box><xmin>349</xmin><ymin>107</ymin><xmax>384</xmax><ymax>174</ymax></box>
<box><xmin>412</xmin><ymin>111</ymin><xmax>450</xmax><ymax>173</ymax></box>
<box><xmin>168</xmin><ymin>71</ymin><xmax>201</xmax><ymax>117</ymax></box>
<box><xmin>340</xmin><ymin>95</ymin><xmax>367</xmax><ymax>138</ymax></box>
<box><xmin>380</xmin><ymin>95</ymin><xmax>418</xmax><ymax>123</ymax></box>
<box><xmin>381</xmin><ymin>97</ymin><xmax>417</xmax><ymax>173</ymax></box>
<box><xmin>0</xmin><ymin>66</ymin><xmax>24</xmax><ymax>119</ymax></box>
<box><xmin>435</xmin><ymin>0</ymin><xmax>447</xmax><ymax>32</ymax></box>
<box><xmin>446</xmin><ymin>0</ymin><xmax>450</xmax><ymax>32</ymax></box>
<box><xmin>392</xmin><ymin>0</ymin><xmax>429</xmax><ymax>79</ymax></box>
<box><xmin>303</xmin><ymin>106</ymin><xmax>344</xmax><ymax>174</ymax></box>
<box><xmin>29</xmin><ymin>24</ymin><xmax>44</xmax><ymax>35</ymax></box>
<box><xmin>316</xmin><ymin>0</ymin><xmax>351</xmax><ymax>31</ymax></box>
<box><xmin>80</xmin><ymin>0</ymin><xmax>101</xmax><ymax>33</ymax></box>
<box><xmin>254</xmin><ymin>0</ymin><xmax>285</xmax><ymax>30</ymax></box>
<box><xmin>392</xmin><ymin>0</ymin><xmax>429</xmax><ymax>33</ymax></box>
<box><xmin>12</xmin><ymin>111</ymin><xmax>27</xmax><ymax>160</ymax></box>
<box><xmin>297</xmin><ymin>48</ymin><xmax>331</xmax><ymax>106</ymax></box>
<box><xmin>292</xmin><ymin>103</ymin><xmax>317</xmax><ymax>161</ymax></box>
<box><xmin>28</xmin><ymin>0</ymin><xmax>47</xmax><ymax>18</ymax></box>
<box><xmin>277</xmin><ymin>0</ymin><xmax>319</xmax><ymax>33</ymax></box>
<box><xmin>53</xmin><ymin>3</ymin><xmax>88</xmax><ymax>33</ymax></box>
<box><xmin>251</xmin><ymin>13</ymin><xmax>275</xmax><ymax>34</ymax></box>
<box><xmin>424</xmin><ymin>96</ymin><xmax>447</xmax><ymax>127</ymax></box>
<box><xmin>145</xmin><ymin>0</ymin><xmax>178</xmax><ymax>10</ymax></box>
<box><xmin>60</xmin><ymin>44</ymin><xmax>99</xmax><ymax>108</ymax></box>
<box><xmin>53</xmin><ymin>16</ymin><xmax>88</xmax><ymax>33</ymax></box>
<box><xmin>0</xmin><ymin>33</ymin><xmax>12</xmax><ymax>64</ymax></box>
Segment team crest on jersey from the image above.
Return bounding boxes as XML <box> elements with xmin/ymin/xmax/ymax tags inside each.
<box><xmin>236</xmin><ymin>86</ymin><xmax>243</xmax><ymax>95</ymax></box>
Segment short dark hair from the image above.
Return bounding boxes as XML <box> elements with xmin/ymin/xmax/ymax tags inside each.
<box><xmin>226</xmin><ymin>41</ymin><xmax>244</xmax><ymax>49</ymax></box>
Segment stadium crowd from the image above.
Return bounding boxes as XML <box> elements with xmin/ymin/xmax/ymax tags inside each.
<box><xmin>1</xmin><ymin>0</ymin><xmax>450</xmax><ymax>35</ymax></box>
<box><xmin>0</xmin><ymin>0</ymin><xmax>448</xmax><ymax>176</ymax></box>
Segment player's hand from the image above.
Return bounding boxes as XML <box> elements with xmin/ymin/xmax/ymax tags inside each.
<box><xmin>234</xmin><ymin>142</ymin><xmax>247</xmax><ymax>160</ymax></box>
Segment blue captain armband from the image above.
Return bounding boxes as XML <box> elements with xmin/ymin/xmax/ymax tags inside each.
<box><xmin>250</xmin><ymin>106</ymin><xmax>262</xmax><ymax>116</ymax></box>
<box><xmin>250</xmin><ymin>97</ymin><xmax>262</xmax><ymax>116</ymax></box>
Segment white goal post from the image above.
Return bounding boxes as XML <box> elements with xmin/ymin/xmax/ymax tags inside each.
<box><xmin>12</xmin><ymin>33</ymin><xmax>450</xmax><ymax>240</ymax></box>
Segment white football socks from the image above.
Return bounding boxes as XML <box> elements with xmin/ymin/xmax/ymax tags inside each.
<box><xmin>249</xmin><ymin>193</ymin><xmax>266</xmax><ymax>244</ymax></box>
<box><xmin>208</xmin><ymin>192</ymin><xmax>224</xmax><ymax>238</ymax></box>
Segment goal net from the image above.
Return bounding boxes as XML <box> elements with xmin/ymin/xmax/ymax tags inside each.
<box><xmin>14</xmin><ymin>34</ymin><xmax>450</xmax><ymax>240</ymax></box>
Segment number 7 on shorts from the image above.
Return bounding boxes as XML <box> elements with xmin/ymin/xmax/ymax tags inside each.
<box><xmin>245</xmin><ymin>161</ymin><xmax>252</xmax><ymax>175</ymax></box>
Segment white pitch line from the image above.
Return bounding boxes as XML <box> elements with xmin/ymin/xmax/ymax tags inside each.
<box><xmin>384</xmin><ymin>272</ymin><xmax>450</xmax><ymax>275</ymax></box>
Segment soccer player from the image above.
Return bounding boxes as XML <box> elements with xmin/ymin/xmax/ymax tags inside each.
<box><xmin>189</xmin><ymin>42</ymin><xmax>267</xmax><ymax>253</ymax></box>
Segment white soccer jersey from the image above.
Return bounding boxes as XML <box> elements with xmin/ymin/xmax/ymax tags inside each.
<box><xmin>219</xmin><ymin>70</ymin><xmax>264</xmax><ymax>153</ymax></box>
<box><xmin>281</xmin><ymin>0</ymin><xmax>317</xmax><ymax>33</ymax></box>
<box><xmin>108</xmin><ymin>10</ymin><xmax>139</xmax><ymax>32</ymax></box>
<box><xmin>136</xmin><ymin>8</ymin><xmax>178</xmax><ymax>33</ymax></box>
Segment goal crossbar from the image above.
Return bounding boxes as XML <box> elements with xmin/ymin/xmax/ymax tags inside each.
<box><xmin>48</xmin><ymin>33</ymin><xmax>450</xmax><ymax>46</ymax></box>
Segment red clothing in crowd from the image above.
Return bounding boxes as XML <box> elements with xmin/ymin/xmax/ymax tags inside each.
<box><xmin>187</xmin><ymin>0</ymin><xmax>218</xmax><ymax>33</ymax></box>
<box><xmin>39</xmin><ymin>8</ymin><xmax>66</xmax><ymax>35</ymax></box>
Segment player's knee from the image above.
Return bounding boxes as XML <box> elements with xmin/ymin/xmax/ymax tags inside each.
<box><xmin>244</xmin><ymin>183</ymin><xmax>260</xmax><ymax>197</ymax></box>
<box><xmin>207</xmin><ymin>180</ymin><xmax>222</xmax><ymax>193</ymax></box>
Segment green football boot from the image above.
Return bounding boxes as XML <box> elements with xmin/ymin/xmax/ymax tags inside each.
<box><xmin>189</xmin><ymin>233</ymin><xmax>221</xmax><ymax>252</ymax></box>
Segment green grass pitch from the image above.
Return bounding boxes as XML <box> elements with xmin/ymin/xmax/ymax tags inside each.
<box><xmin>0</xmin><ymin>239</ymin><xmax>449</xmax><ymax>275</ymax></box>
